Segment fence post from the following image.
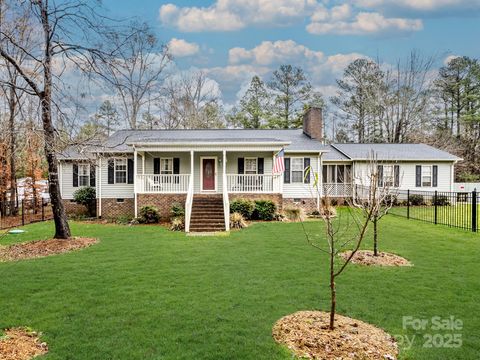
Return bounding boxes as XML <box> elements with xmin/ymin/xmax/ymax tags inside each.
<box><xmin>41</xmin><ymin>199</ymin><xmax>45</xmax><ymax>221</ymax></box>
<box><xmin>407</xmin><ymin>190</ymin><xmax>410</xmax><ymax>219</ymax></box>
<box><xmin>21</xmin><ymin>199</ymin><xmax>25</xmax><ymax>226</ymax></box>
<box><xmin>434</xmin><ymin>190</ymin><xmax>438</xmax><ymax>225</ymax></box>
<box><xmin>472</xmin><ymin>190</ymin><xmax>477</xmax><ymax>233</ymax></box>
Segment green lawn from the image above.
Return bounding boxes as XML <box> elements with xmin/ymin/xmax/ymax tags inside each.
<box><xmin>0</xmin><ymin>217</ymin><xmax>479</xmax><ymax>359</ymax></box>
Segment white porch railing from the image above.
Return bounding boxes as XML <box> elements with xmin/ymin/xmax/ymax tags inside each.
<box><xmin>322</xmin><ymin>183</ymin><xmax>353</xmax><ymax>197</ymax></box>
<box><xmin>226</xmin><ymin>174</ymin><xmax>282</xmax><ymax>193</ymax></box>
<box><xmin>136</xmin><ymin>174</ymin><xmax>190</xmax><ymax>193</ymax></box>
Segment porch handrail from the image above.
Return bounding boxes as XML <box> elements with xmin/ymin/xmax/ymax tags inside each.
<box><xmin>185</xmin><ymin>174</ymin><xmax>194</xmax><ymax>232</ymax></box>
<box><xmin>136</xmin><ymin>174</ymin><xmax>190</xmax><ymax>193</ymax></box>
<box><xmin>226</xmin><ymin>174</ymin><xmax>281</xmax><ymax>193</ymax></box>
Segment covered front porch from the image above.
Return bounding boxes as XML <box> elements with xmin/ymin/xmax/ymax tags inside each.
<box><xmin>133</xmin><ymin>150</ymin><xmax>284</xmax><ymax>195</ymax></box>
<box><xmin>131</xmin><ymin>143</ymin><xmax>288</xmax><ymax>232</ymax></box>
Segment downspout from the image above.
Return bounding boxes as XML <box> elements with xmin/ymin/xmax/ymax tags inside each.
<box><xmin>133</xmin><ymin>146</ymin><xmax>138</xmax><ymax>218</ymax></box>
<box><xmin>317</xmin><ymin>152</ymin><xmax>322</xmax><ymax>211</ymax></box>
<box><xmin>98</xmin><ymin>157</ymin><xmax>102</xmax><ymax>218</ymax></box>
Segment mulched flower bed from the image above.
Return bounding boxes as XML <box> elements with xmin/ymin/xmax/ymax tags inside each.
<box><xmin>0</xmin><ymin>237</ymin><xmax>97</xmax><ymax>262</ymax></box>
<box><xmin>0</xmin><ymin>328</ymin><xmax>48</xmax><ymax>360</ymax></box>
<box><xmin>340</xmin><ymin>250</ymin><xmax>412</xmax><ymax>267</ymax></box>
<box><xmin>273</xmin><ymin>311</ymin><xmax>398</xmax><ymax>360</ymax></box>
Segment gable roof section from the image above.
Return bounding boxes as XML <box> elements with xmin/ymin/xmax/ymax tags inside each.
<box><xmin>96</xmin><ymin>129</ymin><xmax>329</xmax><ymax>152</ymax></box>
<box><xmin>332</xmin><ymin>143</ymin><xmax>461</xmax><ymax>161</ymax></box>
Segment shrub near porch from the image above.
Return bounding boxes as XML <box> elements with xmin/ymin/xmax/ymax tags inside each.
<box><xmin>0</xmin><ymin>218</ymin><xmax>479</xmax><ymax>359</ymax></box>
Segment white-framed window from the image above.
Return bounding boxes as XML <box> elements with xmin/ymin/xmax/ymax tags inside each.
<box><xmin>422</xmin><ymin>165</ymin><xmax>432</xmax><ymax>187</ymax></box>
<box><xmin>291</xmin><ymin>157</ymin><xmax>304</xmax><ymax>183</ymax></box>
<box><xmin>245</xmin><ymin>157</ymin><xmax>257</xmax><ymax>174</ymax></box>
<box><xmin>78</xmin><ymin>164</ymin><xmax>90</xmax><ymax>187</ymax></box>
<box><xmin>160</xmin><ymin>158</ymin><xmax>173</xmax><ymax>174</ymax></box>
<box><xmin>115</xmin><ymin>158</ymin><xmax>127</xmax><ymax>184</ymax></box>
<box><xmin>383</xmin><ymin>165</ymin><xmax>395</xmax><ymax>187</ymax></box>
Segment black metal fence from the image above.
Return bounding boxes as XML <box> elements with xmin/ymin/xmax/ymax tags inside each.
<box><xmin>0</xmin><ymin>198</ymin><xmax>53</xmax><ymax>230</ymax></box>
<box><xmin>385</xmin><ymin>188</ymin><xmax>479</xmax><ymax>233</ymax></box>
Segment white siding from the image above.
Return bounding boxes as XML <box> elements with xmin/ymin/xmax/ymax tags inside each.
<box><xmin>283</xmin><ymin>153</ymin><xmax>320</xmax><ymax>199</ymax></box>
<box><xmin>59</xmin><ymin>161</ymin><xmax>96</xmax><ymax>199</ymax></box>
<box><xmin>99</xmin><ymin>156</ymin><xmax>134</xmax><ymax>199</ymax></box>
<box><xmin>353</xmin><ymin>161</ymin><xmax>454</xmax><ymax>192</ymax></box>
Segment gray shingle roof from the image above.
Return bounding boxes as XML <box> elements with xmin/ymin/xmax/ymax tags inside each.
<box><xmin>332</xmin><ymin>143</ymin><xmax>461</xmax><ymax>161</ymax></box>
<box><xmin>97</xmin><ymin>129</ymin><xmax>329</xmax><ymax>152</ymax></box>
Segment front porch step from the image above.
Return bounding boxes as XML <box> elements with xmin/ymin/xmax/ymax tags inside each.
<box><xmin>189</xmin><ymin>195</ymin><xmax>226</xmax><ymax>232</ymax></box>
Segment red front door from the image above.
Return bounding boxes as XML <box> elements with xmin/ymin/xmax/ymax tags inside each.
<box><xmin>202</xmin><ymin>158</ymin><xmax>215</xmax><ymax>190</ymax></box>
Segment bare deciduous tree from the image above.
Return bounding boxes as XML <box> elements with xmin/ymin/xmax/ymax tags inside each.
<box><xmin>99</xmin><ymin>21</ymin><xmax>171</xmax><ymax>129</ymax></box>
<box><xmin>0</xmin><ymin>0</ymin><xmax>126</xmax><ymax>239</ymax></box>
<box><xmin>302</xmin><ymin>168</ymin><xmax>377</xmax><ymax>330</ymax></box>
<box><xmin>353</xmin><ymin>155</ymin><xmax>399</xmax><ymax>256</ymax></box>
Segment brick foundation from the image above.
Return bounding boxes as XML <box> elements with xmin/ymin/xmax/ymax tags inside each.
<box><xmin>229</xmin><ymin>193</ymin><xmax>283</xmax><ymax>211</ymax></box>
<box><xmin>98</xmin><ymin>198</ymin><xmax>135</xmax><ymax>219</ymax></box>
<box><xmin>137</xmin><ymin>194</ymin><xmax>187</xmax><ymax>220</ymax></box>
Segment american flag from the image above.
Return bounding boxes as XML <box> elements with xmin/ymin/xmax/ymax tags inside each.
<box><xmin>273</xmin><ymin>148</ymin><xmax>285</xmax><ymax>174</ymax></box>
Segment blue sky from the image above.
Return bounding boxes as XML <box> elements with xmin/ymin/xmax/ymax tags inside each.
<box><xmin>102</xmin><ymin>0</ymin><xmax>480</xmax><ymax>105</ymax></box>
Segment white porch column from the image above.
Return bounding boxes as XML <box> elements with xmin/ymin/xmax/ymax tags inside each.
<box><xmin>222</xmin><ymin>150</ymin><xmax>226</xmax><ymax>187</ymax></box>
<box><xmin>98</xmin><ymin>157</ymin><xmax>102</xmax><ymax>218</ymax></box>
<box><xmin>317</xmin><ymin>152</ymin><xmax>322</xmax><ymax>211</ymax></box>
<box><xmin>134</xmin><ymin>147</ymin><xmax>138</xmax><ymax>218</ymax></box>
<box><xmin>190</xmin><ymin>150</ymin><xmax>194</xmax><ymax>186</ymax></box>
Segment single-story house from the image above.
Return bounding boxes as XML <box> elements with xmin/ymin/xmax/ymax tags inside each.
<box><xmin>58</xmin><ymin>108</ymin><xmax>461</xmax><ymax>232</ymax></box>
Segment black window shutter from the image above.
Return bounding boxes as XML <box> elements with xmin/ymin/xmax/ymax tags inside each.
<box><xmin>257</xmin><ymin>158</ymin><xmax>264</xmax><ymax>174</ymax></box>
<box><xmin>90</xmin><ymin>164</ymin><xmax>96</xmax><ymax>187</ymax></box>
<box><xmin>108</xmin><ymin>160</ymin><xmax>115</xmax><ymax>184</ymax></box>
<box><xmin>238</xmin><ymin>157</ymin><xmax>244</xmax><ymax>174</ymax></box>
<box><xmin>153</xmin><ymin>158</ymin><xmax>160</xmax><ymax>174</ymax></box>
<box><xmin>415</xmin><ymin>165</ymin><xmax>422</xmax><ymax>187</ymax></box>
<box><xmin>432</xmin><ymin>165</ymin><xmax>438</xmax><ymax>187</ymax></box>
<box><xmin>377</xmin><ymin>165</ymin><xmax>384</xmax><ymax>187</ymax></box>
<box><xmin>73</xmin><ymin>163</ymin><xmax>78</xmax><ymax>187</ymax></box>
<box><xmin>394</xmin><ymin>165</ymin><xmax>400</xmax><ymax>187</ymax></box>
<box><xmin>173</xmin><ymin>158</ymin><xmax>180</xmax><ymax>174</ymax></box>
<box><xmin>284</xmin><ymin>158</ymin><xmax>290</xmax><ymax>183</ymax></box>
<box><xmin>127</xmin><ymin>158</ymin><xmax>134</xmax><ymax>184</ymax></box>
<box><xmin>304</xmin><ymin>158</ymin><xmax>311</xmax><ymax>183</ymax></box>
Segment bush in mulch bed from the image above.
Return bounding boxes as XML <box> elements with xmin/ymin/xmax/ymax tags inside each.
<box><xmin>0</xmin><ymin>237</ymin><xmax>97</xmax><ymax>262</ymax></box>
<box><xmin>273</xmin><ymin>311</ymin><xmax>398</xmax><ymax>360</ymax></box>
<box><xmin>0</xmin><ymin>327</ymin><xmax>48</xmax><ymax>360</ymax></box>
<box><xmin>339</xmin><ymin>250</ymin><xmax>412</xmax><ymax>267</ymax></box>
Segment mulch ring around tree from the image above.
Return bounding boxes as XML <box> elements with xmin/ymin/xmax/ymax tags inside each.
<box><xmin>0</xmin><ymin>237</ymin><xmax>98</xmax><ymax>262</ymax></box>
<box><xmin>0</xmin><ymin>327</ymin><xmax>48</xmax><ymax>360</ymax></box>
<box><xmin>273</xmin><ymin>311</ymin><xmax>398</xmax><ymax>360</ymax></box>
<box><xmin>339</xmin><ymin>250</ymin><xmax>412</xmax><ymax>267</ymax></box>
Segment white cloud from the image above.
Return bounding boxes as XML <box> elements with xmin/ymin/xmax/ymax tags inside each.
<box><xmin>159</xmin><ymin>0</ymin><xmax>318</xmax><ymax>32</ymax></box>
<box><xmin>168</xmin><ymin>38</ymin><xmax>200</xmax><ymax>57</ymax></box>
<box><xmin>206</xmin><ymin>40</ymin><xmax>369</xmax><ymax>103</ymax></box>
<box><xmin>229</xmin><ymin>40</ymin><xmax>324</xmax><ymax>66</ymax></box>
<box><xmin>307</xmin><ymin>10</ymin><xmax>423</xmax><ymax>35</ymax></box>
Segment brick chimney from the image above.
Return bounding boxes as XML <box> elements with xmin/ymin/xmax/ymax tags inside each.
<box><xmin>303</xmin><ymin>107</ymin><xmax>323</xmax><ymax>142</ymax></box>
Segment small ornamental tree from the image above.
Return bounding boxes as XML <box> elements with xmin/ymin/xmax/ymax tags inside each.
<box><xmin>353</xmin><ymin>154</ymin><xmax>399</xmax><ymax>256</ymax></box>
<box><xmin>303</xmin><ymin>167</ymin><xmax>376</xmax><ymax>330</ymax></box>
<box><xmin>73</xmin><ymin>187</ymin><xmax>96</xmax><ymax>217</ymax></box>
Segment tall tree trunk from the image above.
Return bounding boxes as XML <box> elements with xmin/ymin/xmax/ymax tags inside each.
<box><xmin>8</xmin><ymin>85</ymin><xmax>17</xmax><ymax>213</ymax></box>
<box><xmin>40</xmin><ymin>8</ymin><xmax>71</xmax><ymax>239</ymax></box>
<box><xmin>40</xmin><ymin>90</ymin><xmax>71</xmax><ymax>239</ymax></box>
<box><xmin>373</xmin><ymin>216</ymin><xmax>378</xmax><ymax>256</ymax></box>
